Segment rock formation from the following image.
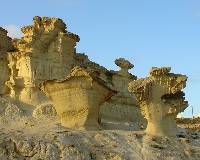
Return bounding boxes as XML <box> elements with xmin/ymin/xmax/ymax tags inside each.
<box><xmin>0</xmin><ymin>27</ymin><xmax>13</xmax><ymax>95</ymax></box>
<box><xmin>0</xmin><ymin>16</ymin><xmax>189</xmax><ymax>136</ymax></box>
<box><xmin>1</xmin><ymin>16</ymin><xmax>199</xmax><ymax>160</ymax></box>
<box><xmin>0</xmin><ymin>16</ymin><xmax>188</xmax><ymax>134</ymax></box>
<box><xmin>100</xmin><ymin>58</ymin><xmax>145</xmax><ymax>125</ymax></box>
<box><xmin>6</xmin><ymin>16</ymin><xmax>80</xmax><ymax>112</ymax></box>
<box><xmin>128</xmin><ymin>67</ymin><xmax>188</xmax><ymax>136</ymax></box>
<box><xmin>41</xmin><ymin>66</ymin><xmax>115</xmax><ymax>130</ymax></box>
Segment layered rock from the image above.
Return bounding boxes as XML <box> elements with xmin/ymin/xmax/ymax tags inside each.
<box><xmin>0</xmin><ymin>16</ymin><xmax>189</xmax><ymax>135</ymax></box>
<box><xmin>0</xmin><ymin>16</ymin><xmax>199</xmax><ymax>160</ymax></box>
<box><xmin>0</xmin><ymin>27</ymin><xmax>13</xmax><ymax>95</ymax></box>
<box><xmin>0</xmin><ymin>16</ymin><xmax>147</xmax><ymax>130</ymax></box>
<box><xmin>41</xmin><ymin>67</ymin><xmax>116</xmax><ymax>130</ymax></box>
<box><xmin>100</xmin><ymin>58</ymin><xmax>144</xmax><ymax>125</ymax></box>
<box><xmin>128</xmin><ymin>67</ymin><xmax>188</xmax><ymax>136</ymax></box>
<box><xmin>1</xmin><ymin>125</ymin><xmax>200</xmax><ymax>160</ymax></box>
<box><xmin>5</xmin><ymin>16</ymin><xmax>80</xmax><ymax>111</ymax></box>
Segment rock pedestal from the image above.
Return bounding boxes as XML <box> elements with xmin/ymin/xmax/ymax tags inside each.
<box><xmin>128</xmin><ymin>67</ymin><xmax>188</xmax><ymax>137</ymax></box>
<box><xmin>42</xmin><ymin>67</ymin><xmax>115</xmax><ymax>130</ymax></box>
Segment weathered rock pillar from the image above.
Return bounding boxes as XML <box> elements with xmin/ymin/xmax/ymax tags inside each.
<box><xmin>128</xmin><ymin>67</ymin><xmax>188</xmax><ymax>137</ymax></box>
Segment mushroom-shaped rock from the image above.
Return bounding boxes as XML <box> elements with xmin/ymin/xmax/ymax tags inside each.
<box><xmin>128</xmin><ymin>67</ymin><xmax>188</xmax><ymax>137</ymax></box>
<box><xmin>115</xmin><ymin>58</ymin><xmax>134</xmax><ymax>76</ymax></box>
<box><xmin>41</xmin><ymin>67</ymin><xmax>116</xmax><ymax>130</ymax></box>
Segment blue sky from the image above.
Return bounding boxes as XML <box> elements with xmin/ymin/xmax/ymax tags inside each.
<box><xmin>0</xmin><ymin>0</ymin><xmax>200</xmax><ymax>117</ymax></box>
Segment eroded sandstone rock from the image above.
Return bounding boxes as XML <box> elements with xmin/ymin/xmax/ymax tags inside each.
<box><xmin>41</xmin><ymin>67</ymin><xmax>116</xmax><ymax>130</ymax></box>
<box><xmin>100</xmin><ymin>58</ymin><xmax>145</xmax><ymax>125</ymax></box>
<box><xmin>0</xmin><ymin>97</ymin><xmax>23</xmax><ymax>119</ymax></box>
<box><xmin>6</xmin><ymin>16</ymin><xmax>79</xmax><ymax>110</ymax></box>
<box><xmin>0</xmin><ymin>27</ymin><xmax>13</xmax><ymax>95</ymax></box>
<box><xmin>0</xmin><ymin>17</ymin><xmax>146</xmax><ymax>130</ymax></box>
<box><xmin>32</xmin><ymin>102</ymin><xmax>57</xmax><ymax>119</ymax></box>
<box><xmin>0</xmin><ymin>16</ymin><xmax>199</xmax><ymax>160</ymax></box>
<box><xmin>0</xmin><ymin>16</ymin><xmax>189</xmax><ymax>135</ymax></box>
<box><xmin>128</xmin><ymin>67</ymin><xmax>188</xmax><ymax>136</ymax></box>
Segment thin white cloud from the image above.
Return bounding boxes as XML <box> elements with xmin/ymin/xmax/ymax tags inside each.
<box><xmin>3</xmin><ymin>25</ymin><xmax>22</xmax><ymax>38</ymax></box>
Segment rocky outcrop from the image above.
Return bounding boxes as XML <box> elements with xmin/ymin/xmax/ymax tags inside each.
<box><xmin>0</xmin><ymin>15</ymin><xmax>199</xmax><ymax>160</ymax></box>
<box><xmin>0</xmin><ymin>123</ymin><xmax>200</xmax><ymax>160</ymax></box>
<box><xmin>5</xmin><ymin>16</ymin><xmax>80</xmax><ymax>111</ymax></box>
<box><xmin>100</xmin><ymin>58</ymin><xmax>145</xmax><ymax>126</ymax></box>
<box><xmin>0</xmin><ymin>27</ymin><xmax>13</xmax><ymax>95</ymax></box>
<box><xmin>128</xmin><ymin>67</ymin><xmax>188</xmax><ymax>136</ymax></box>
<box><xmin>0</xmin><ymin>16</ymin><xmax>148</xmax><ymax>130</ymax></box>
<box><xmin>41</xmin><ymin>67</ymin><xmax>116</xmax><ymax>130</ymax></box>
